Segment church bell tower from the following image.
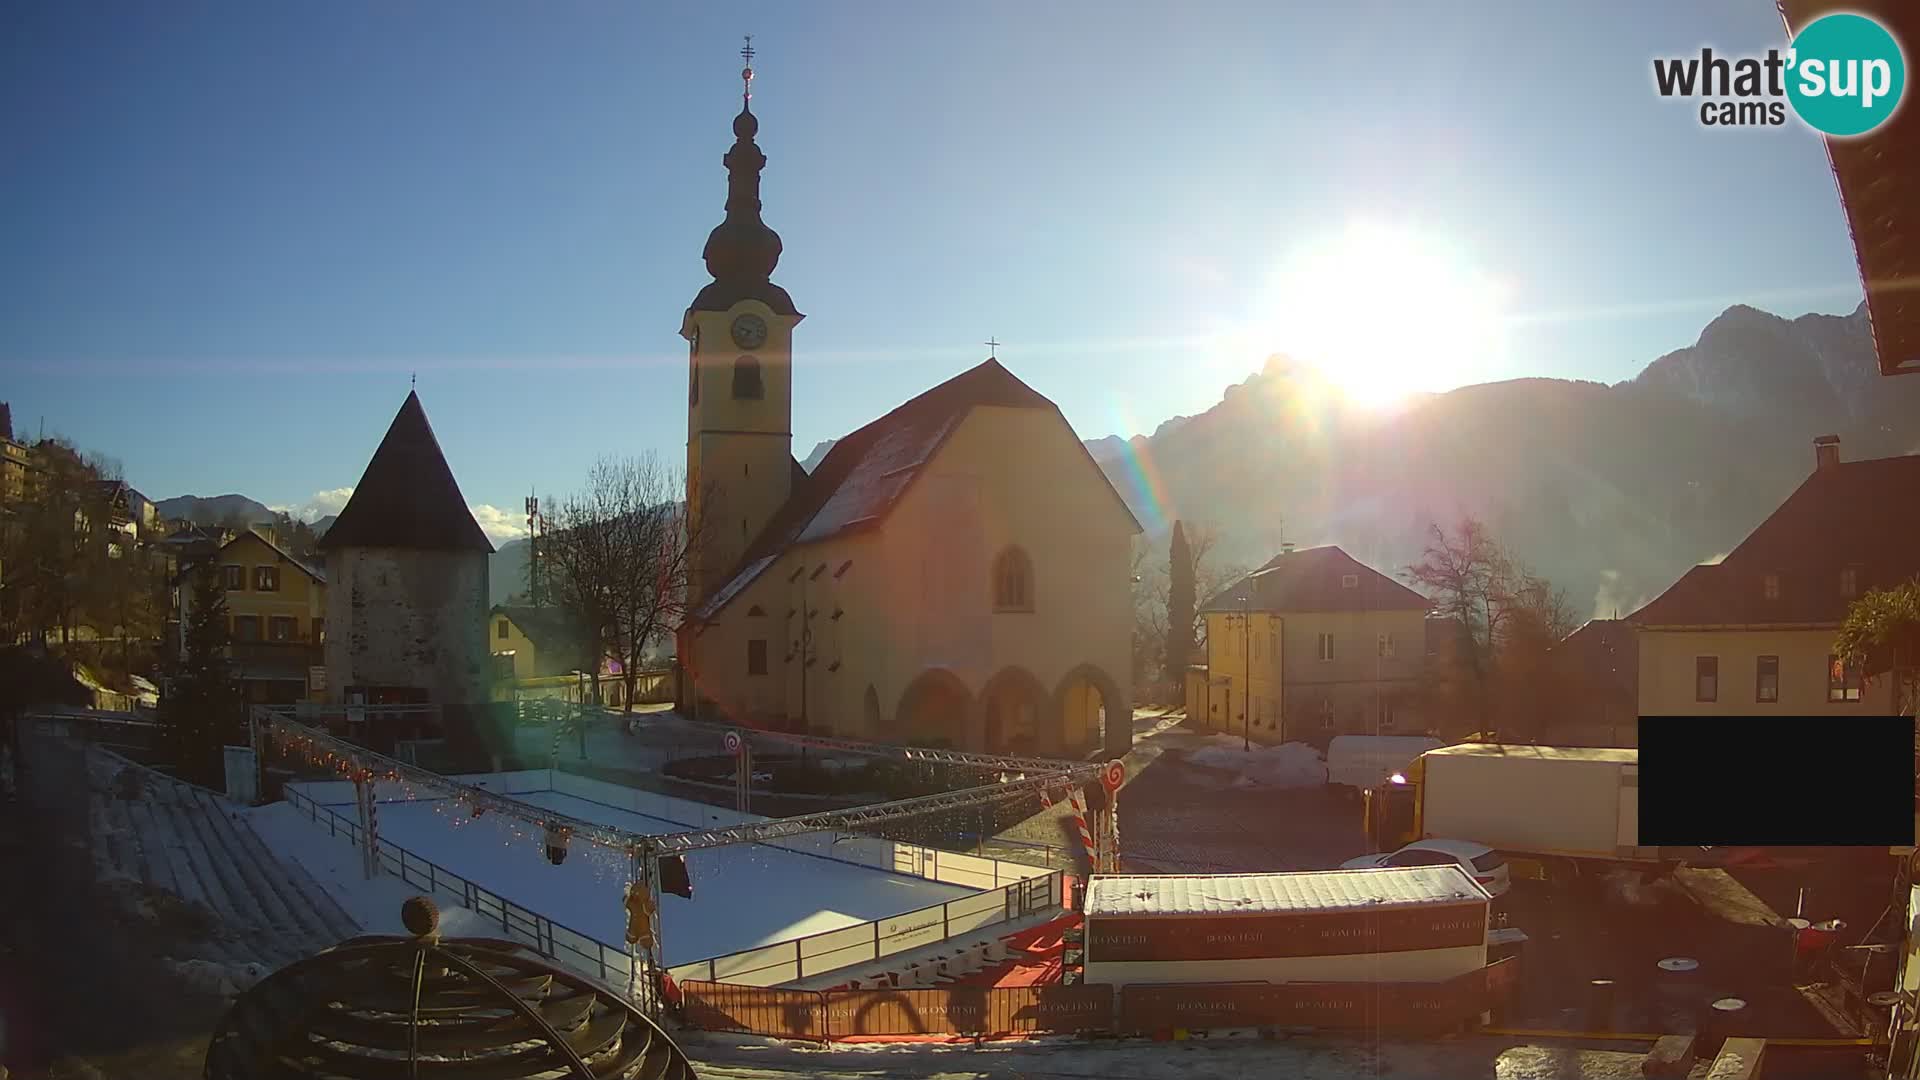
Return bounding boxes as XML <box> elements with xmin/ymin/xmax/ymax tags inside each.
<box><xmin>683</xmin><ymin>38</ymin><xmax>803</xmax><ymax>606</ymax></box>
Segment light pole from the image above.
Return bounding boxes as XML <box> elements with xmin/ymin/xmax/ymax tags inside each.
<box><xmin>1237</xmin><ymin>594</ymin><xmax>1252</xmax><ymax>752</ymax></box>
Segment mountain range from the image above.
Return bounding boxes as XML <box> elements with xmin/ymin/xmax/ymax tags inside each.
<box><xmin>161</xmin><ymin>300</ymin><xmax>1905</xmax><ymax>619</ymax></box>
<box><xmin>1098</xmin><ymin>300</ymin><xmax>1911</xmax><ymax>621</ymax></box>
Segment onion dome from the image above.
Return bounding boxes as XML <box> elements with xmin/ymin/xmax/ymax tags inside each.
<box><xmin>689</xmin><ymin>42</ymin><xmax>798</xmax><ymax>317</ymax></box>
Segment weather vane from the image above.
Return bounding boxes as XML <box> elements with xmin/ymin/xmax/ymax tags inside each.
<box><xmin>741</xmin><ymin>35</ymin><xmax>755</xmax><ymax>104</ymax></box>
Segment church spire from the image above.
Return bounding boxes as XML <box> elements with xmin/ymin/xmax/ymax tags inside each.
<box><xmin>690</xmin><ymin>36</ymin><xmax>798</xmax><ymax>316</ymax></box>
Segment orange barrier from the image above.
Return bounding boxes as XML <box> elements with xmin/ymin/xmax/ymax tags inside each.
<box><xmin>681</xmin><ymin>956</ymin><xmax>1520</xmax><ymax>1041</ymax></box>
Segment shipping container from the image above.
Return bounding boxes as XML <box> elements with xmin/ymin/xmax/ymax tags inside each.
<box><xmin>1081</xmin><ymin>867</ymin><xmax>1489</xmax><ymax>986</ymax></box>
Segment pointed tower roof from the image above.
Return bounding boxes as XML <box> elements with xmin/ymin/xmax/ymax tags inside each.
<box><xmin>318</xmin><ymin>391</ymin><xmax>494</xmax><ymax>554</ymax></box>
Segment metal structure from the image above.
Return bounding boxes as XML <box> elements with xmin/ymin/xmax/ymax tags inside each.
<box><xmin>204</xmin><ymin>896</ymin><xmax>695</xmax><ymax>1080</ymax></box>
<box><xmin>250</xmin><ymin>705</ymin><xmax>1125</xmax><ymax>1013</ymax></box>
<box><xmin>675</xmin><ymin>712</ymin><xmax>1103</xmax><ymax>776</ymax></box>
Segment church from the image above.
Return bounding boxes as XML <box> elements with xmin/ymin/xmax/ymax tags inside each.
<box><xmin>676</xmin><ymin>54</ymin><xmax>1139</xmax><ymax>760</ymax></box>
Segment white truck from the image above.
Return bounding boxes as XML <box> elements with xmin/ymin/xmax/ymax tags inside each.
<box><xmin>1364</xmin><ymin>743</ymin><xmax>1679</xmax><ymax>883</ymax></box>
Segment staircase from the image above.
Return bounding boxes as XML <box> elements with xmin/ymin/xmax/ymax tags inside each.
<box><xmin>86</xmin><ymin>747</ymin><xmax>361</xmax><ymax>970</ymax></box>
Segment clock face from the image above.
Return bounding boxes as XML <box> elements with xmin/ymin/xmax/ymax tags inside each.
<box><xmin>730</xmin><ymin>314</ymin><xmax>769</xmax><ymax>350</ymax></box>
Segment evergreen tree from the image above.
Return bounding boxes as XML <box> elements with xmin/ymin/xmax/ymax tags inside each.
<box><xmin>159</xmin><ymin>563</ymin><xmax>238</xmax><ymax>787</ymax></box>
<box><xmin>1165</xmin><ymin>521</ymin><xmax>1195</xmax><ymax>691</ymax></box>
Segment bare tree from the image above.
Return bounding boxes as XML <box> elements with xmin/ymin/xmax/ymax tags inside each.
<box><xmin>541</xmin><ymin>455</ymin><xmax>708</xmax><ymax>714</ymax></box>
<box><xmin>1405</xmin><ymin>517</ymin><xmax>1575</xmax><ymax>742</ymax></box>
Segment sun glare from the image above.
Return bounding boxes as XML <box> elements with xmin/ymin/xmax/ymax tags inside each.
<box><xmin>1249</xmin><ymin>222</ymin><xmax>1510</xmax><ymax>408</ymax></box>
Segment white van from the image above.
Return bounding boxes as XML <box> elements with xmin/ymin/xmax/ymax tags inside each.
<box><xmin>1326</xmin><ymin>735</ymin><xmax>1443</xmax><ymax>797</ymax></box>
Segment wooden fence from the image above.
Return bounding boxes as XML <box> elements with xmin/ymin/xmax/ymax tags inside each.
<box><xmin>681</xmin><ymin>956</ymin><xmax>1519</xmax><ymax>1040</ymax></box>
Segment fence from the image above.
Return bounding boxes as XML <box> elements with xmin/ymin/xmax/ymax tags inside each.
<box><xmin>279</xmin><ymin>767</ymin><xmax>1063</xmax><ymax>992</ymax></box>
<box><xmin>682</xmin><ymin>956</ymin><xmax>1520</xmax><ymax>1040</ymax></box>
<box><xmin>279</xmin><ymin>782</ymin><xmax>643</xmax><ymax>991</ymax></box>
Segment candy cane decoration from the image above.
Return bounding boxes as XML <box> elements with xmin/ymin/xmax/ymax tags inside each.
<box><xmin>1068</xmin><ymin>786</ymin><xmax>1096</xmax><ymax>868</ymax></box>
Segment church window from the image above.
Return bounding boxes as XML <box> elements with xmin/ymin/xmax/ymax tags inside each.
<box><xmin>748</xmin><ymin>639</ymin><xmax>768</xmax><ymax>676</ymax></box>
<box><xmin>497</xmin><ymin>619</ymin><xmax>510</xmax><ymax>640</ymax></box>
<box><xmin>732</xmin><ymin>355</ymin><xmax>764</xmax><ymax>399</ymax></box>
<box><xmin>992</xmin><ymin>547</ymin><xmax>1034</xmax><ymax>612</ymax></box>
<box><xmin>689</xmin><ymin>329</ymin><xmax>700</xmax><ymax>405</ymax></box>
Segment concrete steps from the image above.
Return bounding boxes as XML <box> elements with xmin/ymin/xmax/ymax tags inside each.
<box><xmin>83</xmin><ymin>752</ymin><xmax>359</xmax><ymax>970</ymax></box>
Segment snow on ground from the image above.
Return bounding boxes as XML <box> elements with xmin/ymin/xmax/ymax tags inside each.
<box><xmin>1183</xmin><ymin>736</ymin><xmax>1328</xmax><ymax>790</ymax></box>
<box><xmin>251</xmin><ymin>801</ymin><xmax>496</xmax><ymax>940</ymax></box>
<box><xmin>253</xmin><ymin>791</ymin><xmax>975</xmax><ymax>966</ymax></box>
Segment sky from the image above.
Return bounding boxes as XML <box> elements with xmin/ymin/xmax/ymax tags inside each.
<box><xmin>0</xmin><ymin>1</ymin><xmax>1871</xmax><ymax>540</ymax></box>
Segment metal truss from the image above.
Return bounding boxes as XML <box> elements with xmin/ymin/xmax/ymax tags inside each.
<box><xmin>646</xmin><ymin>768</ymin><xmax>1092</xmax><ymax>855</ymax></box>
<box><xmin>671</xmin><ymin>714</ymin><xmax>1105</xmax><ymax>776</ymax></box>
<box><xmin>256</xmin><ymin>706</ymin><xmax>1106</xmax><ymax>859</ymax></box>
<box><xmin>255</xmin><ymin>708</ymin><xmax>659</xmax><ymax>854</ymax></box>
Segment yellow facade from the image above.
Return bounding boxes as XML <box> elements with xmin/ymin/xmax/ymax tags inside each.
<box><xmin>1198</xmin><ymin>611</ymin><xmax>1284</xmax><ymax>739</ymax></box>
<box><xmin>683</xmin><ymin>298</ymin><xmax>800</xmax><ymax>608</ymax></box>
<box><xmin>689</xmin><ymin>404</ymin><xmax>1136</xmax><ymax>756</ymax></box>
<box><xmin>1198</xmin><ymin>606</ymin><xmax>1429</xmax><ymax>743</ymax></box>
<box><xmin>1637</xmin><ymin>627</ymin><xmax>1894</xmax><ymax>716</ymax></box>
<box><xmin>491</xmin><ymin>613</ymin><xmax>542</xmax><ymax>682</ymax></box>
<box><xmin>210</xmin><ymin>531</ymin><xmax>327</xmax><ymax>645</ymax></box>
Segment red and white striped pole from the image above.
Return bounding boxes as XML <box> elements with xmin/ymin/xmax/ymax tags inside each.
<box><xmin>1068</xmin><ymin>787</ymin><xmax>1096</xmax><ymax>868</ymax></box>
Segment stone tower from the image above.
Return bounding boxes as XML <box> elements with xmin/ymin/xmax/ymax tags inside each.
<box><xmin>682</xmin><ymin>48</ymin><xmax>804</xmax><ymax>606</ymax></box>
<box><xmin>318</xmin><ymin>391</ymin><xmax>494</xmax><ymax>707</ymax></box>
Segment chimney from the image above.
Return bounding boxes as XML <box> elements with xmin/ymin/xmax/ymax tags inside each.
<box><xmin>1814</xmin><ymin>434</ymin><xmax>1841</xmax><ymax>472</ymax></box>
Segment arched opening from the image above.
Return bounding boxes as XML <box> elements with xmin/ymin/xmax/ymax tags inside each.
<box><xmin>980</xmin><ymin>667</ymin><xmax>1048</xmax><ymax>755</ymax></box>
<box><xmin>732</xmin><ymin>355</ymin><xmax>764</xmax><ymax>399</ymax></box>
<box><xmin>894</xmin><ymin>669</ymin><xmax>971</xmax><ymax>748</ymax></box>
<box><xmin>862</xmin><ymin>684</ymin><xmax>882</xmax><ymax>738</ymax></box>
<box><xmin>1054</xmin><ymin>664</ymin><xmax>1126</xmax><ymax>759</ymax></box>
<box><xmin>991</xmin><ymin>547</ymin><xmax>1034</xmax><ymax>612</ymax></box>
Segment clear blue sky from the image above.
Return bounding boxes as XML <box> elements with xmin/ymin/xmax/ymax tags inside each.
<box><xmin>0</xmin><ymin>1</ymin><xmax>1868</xmax><ymax>537</ymax></box>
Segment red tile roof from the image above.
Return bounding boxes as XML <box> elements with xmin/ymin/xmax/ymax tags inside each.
<box><xmin>689</xmin><ymin>358</ymin><xmax>1141</xmax><ymax>623</ymax></box>
<box><xmin>1201</xmin><ymin>545</ymin><xmax>1432</xmax><ymax>614</ymax></box>
<box><xmin>1629</xmin><ymin>451</ymin><xmax>1920</xmax><ymax>627</ymax></box>
<box><xmin>1779</xmin><ymin>1</ymin><xmax>1920</xmax><ymax>376</ymax></box>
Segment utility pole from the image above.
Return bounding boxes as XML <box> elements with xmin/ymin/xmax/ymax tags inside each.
<box><xmin>1238</xmin><ymin>593</ymin><xmax>1252</xmax><ymax>752</ymax></box>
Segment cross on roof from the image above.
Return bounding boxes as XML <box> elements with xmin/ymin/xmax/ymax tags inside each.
<box><xmin>741</xmin><ymin>35</ymin><xmax>755</xmax><ymax>102</ymax></box>
<box><xmin>985</xmin><ymin>337</ymin><xmax>1001</xmax><ymax>359</ymax></box>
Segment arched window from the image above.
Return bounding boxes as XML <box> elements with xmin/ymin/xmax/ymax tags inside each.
<box><xmin>732</xmin><ymin>355</ymin><xmax>764</xmax><ymax>400</ymax></box>
<box><xmin>992</xmin><ymin>547</ymin><xmax>1033</xmax><ymax>612</ymax></box>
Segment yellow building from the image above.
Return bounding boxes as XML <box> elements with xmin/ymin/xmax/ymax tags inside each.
<box><xmin>1194</xmin><ymin>545</ymin><xmax>1433</xmax><ymax>745</ymax></box>
<box><xmin>675</xmin><ymin>78</ymin><xmax>1139</xmax><ymax>759</ymax></box>
<box><xmin>489</xmin><ymin>605</ymin><xmax>589</xmax><ymax>683</ymax></box>
<box><xmin>1630</xmin><ymin>436</ymin><xmax>1910</xmax><ymax>718</ymax></box>
<box><xmin>176</xmin><ymin>527</ymin><xmax>327</xmax><ymax>704</ymax></box>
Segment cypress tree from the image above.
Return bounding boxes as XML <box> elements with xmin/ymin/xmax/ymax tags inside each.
<box><xmin>1165</xmin><ymin>521</ymin><xmax>1195</xmax><ymax>693</ymax></box>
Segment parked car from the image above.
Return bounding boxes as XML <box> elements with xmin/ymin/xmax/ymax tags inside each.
<box><xmin>1341</xmin><ymin>838</ymin><xmax>1511</xmax><ymax>898</ymax></box>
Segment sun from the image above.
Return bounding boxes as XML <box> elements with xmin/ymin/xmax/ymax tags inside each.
<box><xmin>1245</xmin><ymin>222</ymin><xmax>1510</xmax><ymax>408</ymax></box>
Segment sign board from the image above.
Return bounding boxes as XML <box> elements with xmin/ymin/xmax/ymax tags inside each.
<box><xmin>308</xmin><ymin>666</ymin><xmax>328</xmax><ymax>694</ymax></box>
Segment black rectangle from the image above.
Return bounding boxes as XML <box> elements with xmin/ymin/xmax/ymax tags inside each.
<box><xmin>1639</xmin><ymin>716</ymin><xmax>1914</xmax><ymax>846</ymax></box>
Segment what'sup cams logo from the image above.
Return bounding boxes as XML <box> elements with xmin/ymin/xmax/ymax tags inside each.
<box><xmin>1654</xmin><ymin>12</ymin><xmax>1906</xmax><ymax>136</ymax></box>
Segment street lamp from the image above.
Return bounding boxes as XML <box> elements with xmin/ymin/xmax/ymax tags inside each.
<box><xmin>1237</xmin><ymin>594</ymin><xmax>1252</xmax><ymax>752</ymax></box>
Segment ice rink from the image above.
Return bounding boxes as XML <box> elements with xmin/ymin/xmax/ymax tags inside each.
<box><xmin>279</xmin><ymin>788</ymin><xmax>976</xmax><ymax>966</ymax></box>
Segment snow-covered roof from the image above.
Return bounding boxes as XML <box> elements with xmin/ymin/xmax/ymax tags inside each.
<box><xmin>689</xmin><ymin>358</ymin><xmax>1140</xmax><ymax>624</ymax></box>
<box><xmin>1086</xmin><ymin>867</ymin><xmax>1485</xmax><ymax>918</ymax></box>
<box><xmin>1425</xmin><ymin>744</ymin><xmax>1637</xmax><ymax>765</ymax></box>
